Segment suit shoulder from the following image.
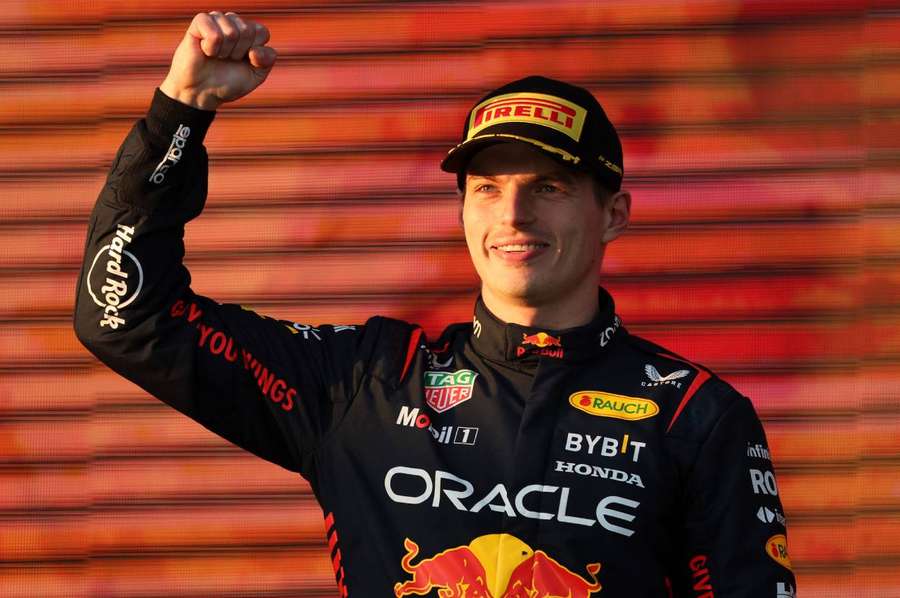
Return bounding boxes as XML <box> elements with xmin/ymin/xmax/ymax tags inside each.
<box><xmin>617</xmin><ymin>329</ymin><xmax>746</xmax><ymax>434</ymax></box>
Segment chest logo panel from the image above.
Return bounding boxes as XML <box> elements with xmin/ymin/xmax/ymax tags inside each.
<box><xmin>424</xmin><ymin>369</ymin><xmax>478</xmax><ymax>413</ymax></box>
<box><xmin>569</xmin><ymin>391</ymin><xmax>659</xmax><ymax>421</ymax></box>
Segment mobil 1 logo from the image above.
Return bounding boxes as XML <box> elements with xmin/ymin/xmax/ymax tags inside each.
<box><xmin>396</xmin><ymin>406</ymin><xmax>478</xmax><ymax>446</ymax></box>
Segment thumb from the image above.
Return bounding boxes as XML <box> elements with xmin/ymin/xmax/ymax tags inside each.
<box><xmin>248</xmin><ymin>46</ymin><xmax>277</xmax><ymax>72</ymax></box>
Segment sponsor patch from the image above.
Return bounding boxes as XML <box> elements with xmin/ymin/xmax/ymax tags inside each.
<box><xmin>766</xmin><ymin>534</ymin><xmax>792</xmax><ymax>571</ymax></box>
<box><xmin>642</xmin><ymin>364</ymin><xmax>690</xmax><ymax>388</ymax></box>
<box><xmin>170</xmin><ymin>299</ymin><xmax>297</xmax><ymax>411</ymax></box>
<box><xmin>468</xmin><ymin>92</ymin><xmax>588</xmax><ymax>141</ymax></box>
<box><xmin>599</xmin><ymin>315</ymin><xmax>621</xmax><ymax>347</ymax></box>
<box><xmin>688</xmin><ymin>554</ymin><xmax>714</xmax><ymax>598</ymax></box>
<box><xmin>750</xmin><ymin>468</ymin><xmax>779</xmax><ymax>496</ymax></box>
<box><xmin>394</xmin><ymin>534</ymin><xmax>601</xmax><ymax>598</ymax></box>
<box><xmin>569</xmin><ymin>391</ymin><xmax>659</xmax><ymax>421</ymax></box>
<box><xmin>395</xmin><ymin>406</ymin><xmax>478</xmax><ymax>446</ymax></box>
<box><xmin>424</xmin><ymin>369</ymin><xmax>478</xmax><ymax>413</ymax></box>
<box><xmin>518</xmin><ymin>331</ymin><xmax>564</xmax><ymax>358</ymax></box>
<box><xmin>554</xmin><ymin>460</ymin><xmax>645</xmax><ymax>488</ymax></box>
<box><xmin>384</xmin><ymin>466</ymin><xmax>640</xmax><ymax>536</ymax></box>
<box><xmin>563</xmin><ymin>432</ymin><xmax>646</xmax><ymax>462</ymax></box>
<box><xmin>149</xmin><ymin>124</ymin><xmax>191</xmax><ymax>184</ymax></box>
<box><xmin>747</xmin><ymin>442</ymin><xmax>772</xmax><ymax>460</ymax></box>
<box><xmin>86</xmin><ymin>224</ymin><xmax>142</xmax><ymax>329</ymax></box>
<box><xmin>756</xmin><ymin>506</ymin><xmax>787</xmax><ymax>526</ymax></box>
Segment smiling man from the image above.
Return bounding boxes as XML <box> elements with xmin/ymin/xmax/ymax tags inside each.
<box><xmin>461</xmin><ymin>143</ymin><xmax>627</xmax><ymax>329</ymax></box>
<box><xmin>74</xmin><ymin>11</ymin><xmax>796</xmax><ymax>598</ymax></box>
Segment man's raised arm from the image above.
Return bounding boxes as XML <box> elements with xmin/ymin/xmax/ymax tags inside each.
<box><xmin>73</xmin><ymin>12</ymin><xmax>364</xmax><ymax>478</ymax></box>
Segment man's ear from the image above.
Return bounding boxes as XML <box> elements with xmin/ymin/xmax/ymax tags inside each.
<box><xmin>601</xmin><ymin>189</ymin><xmax>631</xmax><ymax>244</ymax></box>
<box><xmin>457</xmin><ymin>188</ymin><xmax>465</xmax><ymax>228</ymax></box>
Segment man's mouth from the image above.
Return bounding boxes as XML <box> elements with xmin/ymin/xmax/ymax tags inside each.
<box><xmin>489</xmin><ymin>240</ymin><xmax>551</xmax><ymax>263</ymax></box>
<box><xmin>492</xmin><ymin>242</ymin><xmax>550</xmax><ymax>252</ymax></box>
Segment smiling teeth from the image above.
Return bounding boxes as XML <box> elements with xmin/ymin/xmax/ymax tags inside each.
<box><xmin>497</xmin><ymin>243</ymin><xmax>545</xmax><ymax>251</ymax></box>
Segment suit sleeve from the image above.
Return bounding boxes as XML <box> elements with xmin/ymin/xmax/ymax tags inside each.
<box><xmin>677</xmin><ymin>391</ymin><xmax>797</xmax><ymax>597</ymax></box>
<box><xmin>73</xmin><ymin>89</ymin><xmax>365</xmax><ymax>479</ymax></box>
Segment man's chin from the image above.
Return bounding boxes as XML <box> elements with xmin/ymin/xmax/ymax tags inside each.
<box><xmin>483</xmin><ymin>277</ymin><xmax>551</xmax><ymax>305</ymax></box>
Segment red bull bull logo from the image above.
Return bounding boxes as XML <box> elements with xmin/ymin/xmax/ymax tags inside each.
<box><xmin>521</xmin><ymin>332</ymin><xmax>562</xmax><ymax>348</ymax></box>
<box><xmin>518</xmin><ymin>332</ymin><xmax>564</xmax><ymax>358</ymax></box>
<box><xmin>395</xmin><ymin>534</ymin><xmax>602</xmax><ymax>598</ymax></box>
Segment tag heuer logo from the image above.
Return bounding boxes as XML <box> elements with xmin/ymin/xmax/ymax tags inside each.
<box><xmin>424</xmin><ymin>369</ymin><xmax>478</xmax><ymax>413</ymax></box>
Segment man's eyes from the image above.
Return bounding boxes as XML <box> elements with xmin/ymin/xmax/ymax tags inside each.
<box><xmin>471</xmin><ymin>183</ymin><xmax>565</xmax><ymax>193</ymax></box>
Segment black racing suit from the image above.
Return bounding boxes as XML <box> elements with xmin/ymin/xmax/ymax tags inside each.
<box><xmin>74</xmin><ymin>89</ymin><xmax>798</xmax><ymax>598</ymax></box>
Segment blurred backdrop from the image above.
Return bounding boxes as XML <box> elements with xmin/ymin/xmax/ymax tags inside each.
<box><xmin>2</xmin><ymin>0</ymin><xmax>900</xmax><ymax>596</ymax></box>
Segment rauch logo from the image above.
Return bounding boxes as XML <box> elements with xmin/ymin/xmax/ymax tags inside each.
<box><xmin>569</xmin><ymin>391</ymin><xmax>659</xmax><ymax>421</ymax></box>
<box><xmin>766</xmin><ymin>534</ymin><xmax>792</xmax><ymax>571</ymax></box>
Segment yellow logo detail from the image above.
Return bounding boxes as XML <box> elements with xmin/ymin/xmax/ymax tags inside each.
<box><xmin>569</xmin><ymin>391</ymin><xmax>659</xmax><ymax>421</ymax></box>
<box><xmin>766</xmin><ymin>534</ymin><xmax>792</xmax><ymax>571</ymax></box>
<box><xmin>468</xmin><ymin>92</ymin><xmax>587</xmax><ymax>141</ymax></box>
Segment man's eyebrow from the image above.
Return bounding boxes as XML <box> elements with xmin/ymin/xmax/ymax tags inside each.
<box><xmin>466</xmin><ymin>171</ymin><xmax>576</xmax><ymax>181</ymax></box>
<box><xmin>535</xmin><ymin>170</ymin><xmax>578</xmax><ymax>184</ymax></box>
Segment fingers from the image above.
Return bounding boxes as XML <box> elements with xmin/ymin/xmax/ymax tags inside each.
<box><xmin>248</xmin><ymin>46</ymin><xmax>277</xmax><ymax>71</ymax></box>
<box><xmin>187</xmin><ymin>12</ymin><xmax>222</xmax><ymax>58</ymax></box>
<box><xmin>224</xmin><ymin>12</ymin><xmax>254</xmax><ymax>60</ymax></box>
<box><xmin>187</xmin><ymin>11</ymin><xmax>272</xmax><ymax>61</ymax></box>
<box><xmin>208</xmin><ymin>11</ymin><xmax>239</xmax><ymax>59</ymax></box>
<box><xmin>252</xmin><ymin>21</ymin><xmax>270</xmax><ymax>47</ymax></box>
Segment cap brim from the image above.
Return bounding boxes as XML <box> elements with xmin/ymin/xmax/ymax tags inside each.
<box><xmin>440</xmin><ymin>137</ymin><xmax>508</xmax><ymax>174</ymax></box>
<box><xmin>440</xmin><ymin>134</ymin><xmax>581</xmax><ymax>175</ymax></box>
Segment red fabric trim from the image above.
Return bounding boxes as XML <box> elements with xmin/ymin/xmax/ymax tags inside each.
<box><xmin>328</xmin><ymin>530</ymin><xmax>339</xmax><ymax>552</ymax></box>
<box><xmin>324</xmin><ymin>511</ymin><xmax>349</xmax><ymax>596</ymax></box>
<box><xmin>657</xmin><ymin>351</ymin><xmax>712</xmax><ymax>434</ymax></box>
<box><xmin>331</xmin><ymin>548</ymin><xmax>342</xmax><ymax>575</ymax></box>
<box><xmin>399</xmin><ymin>328</ymin><xmax>424</xmax><ymax>383</ymax></box>
<box><xmin>430</xmin><ymin>340</ymin><xmax>450</xmax><ymax>353</ymax></box>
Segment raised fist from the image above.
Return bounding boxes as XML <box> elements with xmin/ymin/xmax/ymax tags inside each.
<box><xmin>159</xmin><ymin>11</ymin><xmax>277</xmax><ymax>111</ymax></box>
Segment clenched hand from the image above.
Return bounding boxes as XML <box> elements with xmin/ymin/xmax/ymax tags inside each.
<box><xmin>160</xmin><ymin>11</ymin><xmax>277</xmax><ymax>111</ymax></box>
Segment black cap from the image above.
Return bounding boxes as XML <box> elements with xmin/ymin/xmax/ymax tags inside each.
<box><xmin>441</xmin><ymin>75</ymin><xmax>623</xmax><ymax>192</ymax></box>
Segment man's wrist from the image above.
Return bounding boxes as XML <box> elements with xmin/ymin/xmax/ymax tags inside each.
<box><xmin>146</xmin><ymin>88</ymin><xmax>218</xmax><ymax>145</ymax></box>
<box><xmin>159</xmin><ymin>79</ymin><xmax>221</xmax><ymax>112</ymax></box>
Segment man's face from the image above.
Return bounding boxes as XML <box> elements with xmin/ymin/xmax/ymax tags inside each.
<box><xmin>462</xmin><ymin>142</ymin><xmax>623</xmax><ymax>313</ymax></box>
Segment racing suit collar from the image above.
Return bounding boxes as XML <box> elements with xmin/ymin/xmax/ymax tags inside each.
<box><xmin>471</xmin><ymin>288</ymin><xmax>623</xmax><ymax>364</ymax></box>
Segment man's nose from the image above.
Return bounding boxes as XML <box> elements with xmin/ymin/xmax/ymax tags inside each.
<box><xmin>498</xmin><ymin>185</ymin><xmax>536</xmax><ymax>226</ymax></box>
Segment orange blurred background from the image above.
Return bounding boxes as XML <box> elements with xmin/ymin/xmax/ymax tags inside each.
<box><xmin>2</xmin><ymin>1</ymin><xmax>900</xmax><ymax>596</ymax></box>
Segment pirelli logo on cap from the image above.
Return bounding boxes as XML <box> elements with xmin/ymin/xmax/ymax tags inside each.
<box><xmin>468</xmin><ymin>92</ymin><xmax>588</xmax><ymax>142</ymax></box>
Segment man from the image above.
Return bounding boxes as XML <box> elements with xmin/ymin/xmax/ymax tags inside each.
<box><xmin>74</xmin><ymin>11</ymin><xmax>796</xmax><ymax>598</ymax></box>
